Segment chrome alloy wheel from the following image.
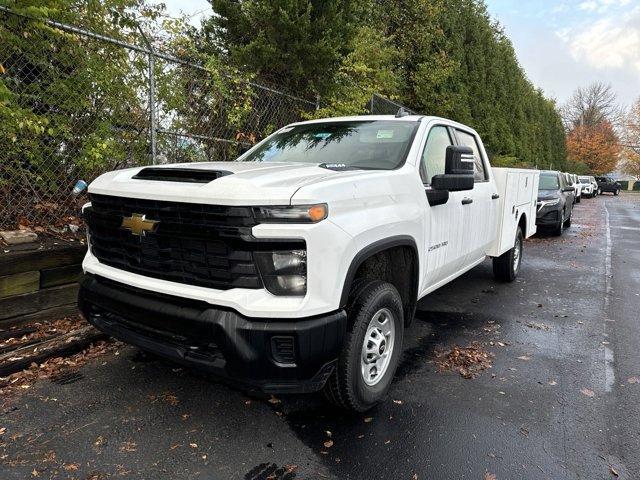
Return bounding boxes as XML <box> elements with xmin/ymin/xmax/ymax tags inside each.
<box><xmin>361</xmin><ymin>308</ymin><xmax>396</xmax><ymax>386</ymax></box>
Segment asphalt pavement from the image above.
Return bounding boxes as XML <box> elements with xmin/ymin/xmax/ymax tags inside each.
<box><xmin>1</xmin><ymin>193</ymin><xmax>638</xmax><ymax>480</ymax></box>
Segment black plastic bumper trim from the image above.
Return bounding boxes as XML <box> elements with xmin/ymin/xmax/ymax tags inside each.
<box><xmin>78</xmin><ymin>274</ymin><xmax>346</xmax><ymax>393</ymax></box>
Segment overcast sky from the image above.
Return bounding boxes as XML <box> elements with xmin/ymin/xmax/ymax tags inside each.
<box><xmin>158</xmin><ymin>0</ymin><xmax>640</xmax><ymax>108</ymax></box>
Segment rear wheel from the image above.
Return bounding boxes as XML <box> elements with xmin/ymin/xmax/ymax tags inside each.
<box><xmin>323</xmin><ymin>280</ymin><xmax>404</xmax><ymax>412</ymax></box>
<box><xmin>576</xmin><ymin>195</ymin><xmax>581</xmax><ymax>203</ymax></box>
<box><xmin>564</xmin><ymin>210</ymin><xmax>572</xmax><ymax>228</ymax></box>
<box><xmin>493</xmin><ymin>226</ymin><xmax>523</xmax><ymax>282</ymax></box>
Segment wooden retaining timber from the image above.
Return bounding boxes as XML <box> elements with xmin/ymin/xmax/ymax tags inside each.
<box><xmin>0</xmin><ymin>326</ymin><xmax>106</xmax><ymax>377</ymax></box>
<box><xmin>0</xmin><ymin>243</ymin><xmax>87</xmax><ymax>328</ymax></box>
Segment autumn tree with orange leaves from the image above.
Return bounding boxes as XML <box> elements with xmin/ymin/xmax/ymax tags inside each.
<box><xmin>563</xmin><ymin>83</ymin><xmax>622</xmax><ymax>174</ymax></box>
<box><xmin>566</xmin><ymin>121</ymin><xmax>621</xmax><ymax>175</ymax></box>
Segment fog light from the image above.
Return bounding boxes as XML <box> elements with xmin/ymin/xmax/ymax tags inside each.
<box><xmin>271</xmin><ymin>336</ymin><xmax>296</xmax><ymax>365</ymax></box>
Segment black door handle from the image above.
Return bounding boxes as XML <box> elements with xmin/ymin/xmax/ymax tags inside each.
<box><xmin>492</xmin><ymin>193</ymin><xmax>500</xmax><ymax>200</ymax></box>
<box><xmin>462</xmin><ymin>197</ymin><xmax>473</xmax><ymax>205</ymax></box>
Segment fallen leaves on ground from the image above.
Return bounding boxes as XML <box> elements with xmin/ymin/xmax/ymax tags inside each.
<box><xmin>580</xmin><ymin>388</ymin><xmax>595</xmax><ymax>397</ymax></box>
<box><xmin>0</xmin><ymin>339</ymin><xmax>119</xmax><ymax>397</ymax></box>
<box><xmin>627</xmin><ymin>376</ymin><xmax>640</xmax><ymax>384</ymax></box>
<box><xmin>0</xmin><ymin>316</ymin><xmax>85</xmax><ymax>351</ymax></box>
<box><xmin>610</xmin><ymin>466</ymin><xmax>619</xmax><ymax>476</ymax></box>
<box><xmin>119</xmin><ymin>441</ymin><xmax>137</xmax><ymax>453</ymax></box>
<box><xmin>435</xmin><ymin>343</ymin><xmax>494</xmax><ymax>379</ymax></box>
<box><xmin>484</xmin><ymin>472</ymin><xmax>497</xmax><ymax>480</ymax></box>
<box><xmin>525</xmin><ymin>322</ymin><xmax>551</xmax><ymax>331</ymax></box>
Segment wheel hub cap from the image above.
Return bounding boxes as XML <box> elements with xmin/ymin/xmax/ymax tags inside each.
<box><xmin>361</xmin><ymin>308</ymin><xmax>395</xmax><ymax>386</ymax></box>
<box><xmin>513</xmin><ymin>237</ymin><xmax>521</xmax><ymax>272</ymax></box>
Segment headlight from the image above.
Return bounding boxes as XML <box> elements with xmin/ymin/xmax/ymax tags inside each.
<box><xmin>537</xmin><ymin>198</ymin><xmax>559</xmax><ymax>209</ymax></box>
<box><xmin>255</xmin><ymin>250</ymin><xmax>307</xmax><ymax>296</ymax></box>
<box><xmin>81</xmin><ymin>202</ymin><xmax>92</xmax><ymax>247</ymax></box>
<box><xmin>253</xmin><ymin>204</ymin><xmax>327</xmax><ymax>223</ymax></box>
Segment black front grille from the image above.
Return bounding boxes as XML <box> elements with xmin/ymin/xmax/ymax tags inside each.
<box><xmin>87</xmin><ymin>194</ymin><xmax>268</xmax><ymax>290</ymax></box>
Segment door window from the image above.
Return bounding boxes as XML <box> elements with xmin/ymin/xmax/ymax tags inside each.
<box><xmin>455</xmin><ymin>129</ymin><xmax>487</xmax><ymax>181</ymax></box>
<box><xmin>421</xmin><ymin>126</ymin><xmax>452</xmax><ymax>184</ymax></box>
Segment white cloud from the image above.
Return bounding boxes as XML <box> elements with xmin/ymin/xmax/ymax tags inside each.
<box><xmin>561</xmin><ymin>6</ymin><xmax>640</xmax><ymax>74</ymax></box>
<box><xmin>578</xmin><ymin>0</ymin><xmax>631</xmax><ymax>14</ymax></box>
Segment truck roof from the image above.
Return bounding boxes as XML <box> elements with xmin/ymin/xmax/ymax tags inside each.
<box><xmin>287</xmin><ymin>115</ymin><xmax>480</xmax><ymax>135</ymax></box>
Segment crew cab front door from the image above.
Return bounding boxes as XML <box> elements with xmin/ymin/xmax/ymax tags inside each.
<box><xmin>419</xmin><ymin>125</ymin><xmax>468</xmax><ymax>288</ymax></box>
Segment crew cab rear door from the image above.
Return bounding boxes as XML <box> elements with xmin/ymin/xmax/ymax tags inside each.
<box><xmin>452</xmin><ymin>128</ymin><xmax>498</xmax><ymax>263</ymax></box>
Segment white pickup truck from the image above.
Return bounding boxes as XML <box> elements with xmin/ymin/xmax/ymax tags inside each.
<box><xmin>79</xmin><ymin>114</ymin><xmax>539</xmax><ymax>411</ymax></box>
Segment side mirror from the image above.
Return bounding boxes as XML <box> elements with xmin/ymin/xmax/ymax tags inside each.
<box><xmin>431</xmin><ymin>145</ymin><xmax>475</xmax><ymax>191</ymax></box>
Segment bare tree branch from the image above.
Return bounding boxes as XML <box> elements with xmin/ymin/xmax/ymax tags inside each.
<box><xmin>562</xmin><ymin>82</ymin><xmax>624</xmax><ymax>131</ymax></box>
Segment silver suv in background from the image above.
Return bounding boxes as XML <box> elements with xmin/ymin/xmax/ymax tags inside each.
<box><xmin>578</xmin><ymin>175</ymin><xmax>595</xmax><ymax>198</ymax></box>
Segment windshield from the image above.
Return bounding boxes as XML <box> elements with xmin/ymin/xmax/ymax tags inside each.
<box><xmin>579</xmin><ymin>178</ymin><xmax>590</xmax><ymax>184</ymax></box>
<box><xmin>539</xmin><ymin>174</ymin><xmax>559</xmax><ymax>190</ymax></box>
<box><xmin>238</xmin><ymin>121</ymin><xmax>419</xmax><ymax>170</ymax></box>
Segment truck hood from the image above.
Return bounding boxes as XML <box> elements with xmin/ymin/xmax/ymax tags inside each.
<box><xmin>88</xmin><ymin>161</ymin><xmax>370</xmax><ymax>205</ymax></box>
<box><xmin>537</xmin><ymin>190</ymin><xmax>560</xmax><ymax>202</ymax></box>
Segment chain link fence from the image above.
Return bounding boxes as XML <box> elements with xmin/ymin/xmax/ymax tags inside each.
<box><xmin>367</xmin><ymin>93</ymin><xmax>418</xmax><ymax>116</ymax></box>
<box><xmin>0</xmin><ymin>6</ymin><xmax>318</xmax><ymax>231</ymax></box>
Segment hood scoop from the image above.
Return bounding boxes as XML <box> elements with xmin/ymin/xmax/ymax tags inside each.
<box><xmin>132</xmin><ymin>167</ymin><xmax>233</xmax><ymax>183</ymax></box>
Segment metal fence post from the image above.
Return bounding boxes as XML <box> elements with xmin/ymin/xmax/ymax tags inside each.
<box><xmin>148</xmin><ymin>52</ymin><xmax>157</xmax><ymax>165</ymax></box>
<box><xmin>138</xmin><ymin>25</ymin><xmax>156</xmax><ymax>165</ymax></box>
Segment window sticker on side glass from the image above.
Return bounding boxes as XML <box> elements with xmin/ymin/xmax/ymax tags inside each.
<box><xmin>314</xmin><ymin>132</ymin><xmax>332</xmax><ymax>139</ymax></box>
<box><xmin>376</xmin><ymin>129</ymin><xmax>394</xmax><ymax>139</ymax></box>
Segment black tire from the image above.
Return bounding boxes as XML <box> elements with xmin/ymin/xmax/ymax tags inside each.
<box><xmin>493</xmin><ymin>226</ymin><xmax>523</xmax><ymax>282</ymax></box>
<box><xmin>323</xmin><ymin>280</ymin><xmax>404</xmax><ymax>412</ymax></box>
<box><xmin>564</xmin><ymin>211</ymin><xmax>572</xmax><ymax>228</ymax></box>
<box><xmin>553</xmin><ymin>210</ymin><xmax>564</xmax><ymax>236</ymax></box>
<box><xmin>614</xmin><ymin>189</ymin><xmax>620</xmax><ymax>196</ymax></box>
<box><xmin>576</xmin><ymin>196</ymin><xmax>581</xmax><ymax>203</ymax></box>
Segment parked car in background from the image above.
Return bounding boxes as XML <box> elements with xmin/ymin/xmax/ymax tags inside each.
<box><xmin>595</xmin><ymin>176</ymin><xmax>621</xmax><ymax>195</ymax></box>
<box><xmin>536</xmin><ymin>170</ymin><xmax>574</xmax><ymax>236</ymax></box>
<box><xmin>578</xmin><ymin>176</ymin><xmax>595</xmax><ymax>197</ymax></box>
<box><xmin>589</xmin><ymin>176</ymin><xmax>599</xmax><ymax>196</ymax></box>
<box><xmin>570</xmin><ymin>173</ymin><xmax>582</xmax><ymax>203</ymax></box>
<box><xmin>562</xmin><ymin>173</ymin><xmax>580</xmax><ymax>204</ymax></box>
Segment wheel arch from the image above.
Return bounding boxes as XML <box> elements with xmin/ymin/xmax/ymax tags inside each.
<box><xmin>518</xmin><ymin>212</ymin><xmax>527</xmax><ymax>236</ymax></box>
<box><xmin>340</xmin><ymin>235</ymin><xmax>419</xmax><ymax>327</ymax></box>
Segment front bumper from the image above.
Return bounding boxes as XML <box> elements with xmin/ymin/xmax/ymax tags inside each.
<box><xmin>536</xmin><ymin>208</ymin><xmax>560</xmax><ymax>226</ymax></box>
<box><xmin>78</xmin><ymin>274</ymin><xmax>347</xmax><ymax>393</ymax></box>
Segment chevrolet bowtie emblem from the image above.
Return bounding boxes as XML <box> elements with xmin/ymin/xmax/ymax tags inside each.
<box><xmin>121</xmin><ymin>213</ymin><xmax>159</xmax><ymax>236</ymax></box>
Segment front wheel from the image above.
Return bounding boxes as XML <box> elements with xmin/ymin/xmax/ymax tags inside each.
<box><xmin>614</xmin><ymin>189</ymin><xmax>620</xmax><ymax>196</ymax></box>
<box><xmin>576</xmin><ymin>196</ymin><xmax>581</xmax><ymax>203</ymax></box>
<box><xmin>493</xmin><ymin>226</ymin><xmax>523</xmax><ymax>282</ymax></box>
<box><xmin>323</xmin><ymin>280</ymin><xmax>404</xmax><ymax>412</ymax></box>
<box><xmin>553</xmin><ymin>210</ymin><xmax>565</xmax><ymax>236</ymax></box>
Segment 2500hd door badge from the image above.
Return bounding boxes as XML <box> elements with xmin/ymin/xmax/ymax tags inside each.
<box><xmin>428</xmin><ymin>241</ymin><xmax>448</xmax><ymax>252</ymax></box>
